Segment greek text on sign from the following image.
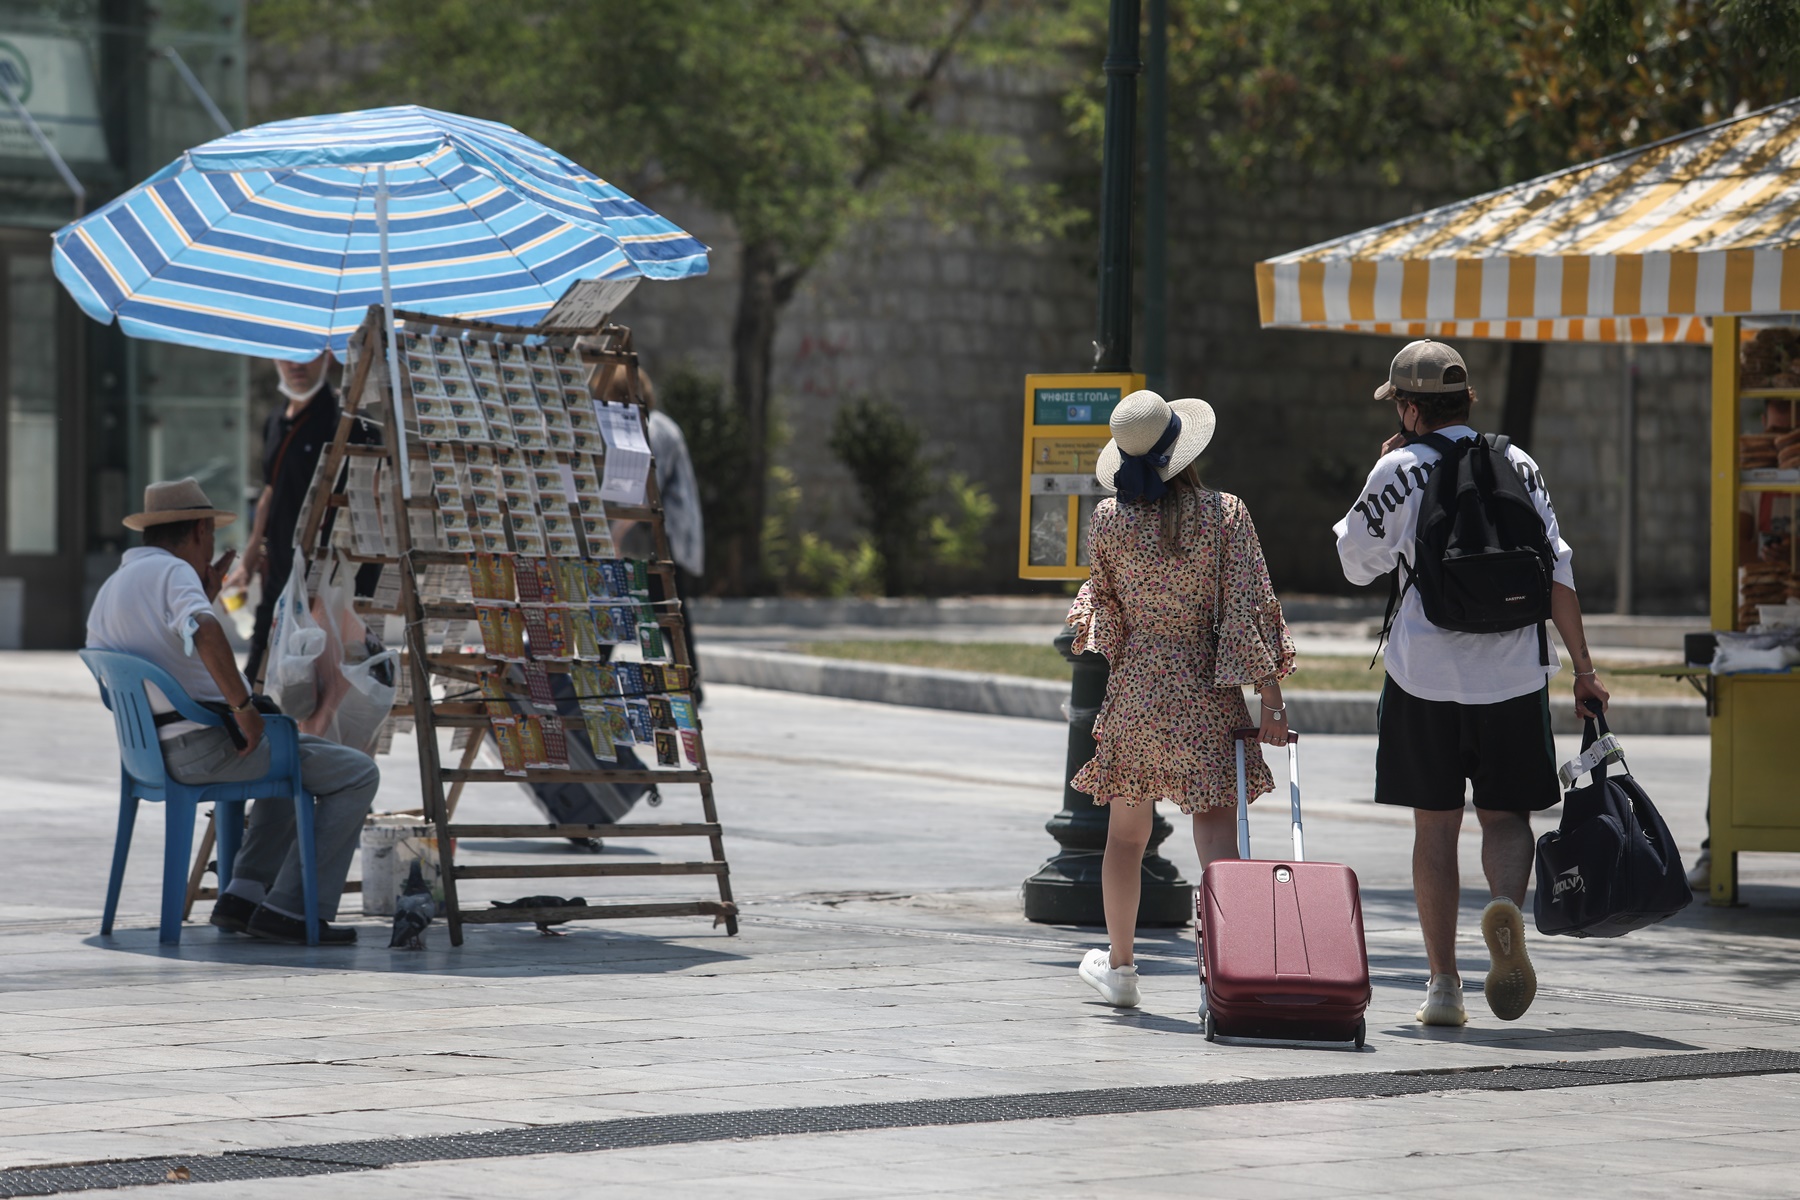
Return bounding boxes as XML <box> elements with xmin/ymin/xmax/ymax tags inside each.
<box><xmin>1033</xmin><ymin>386</ymin><xmax>1124</xmax><ymax>426</ymax></box>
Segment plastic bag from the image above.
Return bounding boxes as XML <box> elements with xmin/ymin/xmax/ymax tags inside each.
<box><xmin>264</xmin><ymin>549</ymin><xmax>325</xmax><ymax>718</ymax></box>
<box><xmin>330</xmin><ymin>649</ymin><xmax>398</xmax><ymax>756</ymax></box>
<box><xmin>300</xmin><ymin>563</ymin><xmax>397</xmax><ymax>753</ymax></box>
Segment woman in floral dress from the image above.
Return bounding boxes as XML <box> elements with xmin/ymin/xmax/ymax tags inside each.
<box><xmin>1067</xmin><ymin>391</ymin><xmax>1296</xmax><ymax>1008</ymax></box>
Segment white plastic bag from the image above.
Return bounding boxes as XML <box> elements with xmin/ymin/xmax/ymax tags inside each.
<box><xmin>329</xmin><ymin>649</ymin><xmax>398</xmax><ymax>756</ymax></box>
<box><xmin>264</xmin><ymin>549</ymin><xmax>325</xmax><ymax>718</ymax></box>
<box><xmin>299</xmin><ymin>563</ymin><xmax>398</xmax><ymax>753</ymax></box>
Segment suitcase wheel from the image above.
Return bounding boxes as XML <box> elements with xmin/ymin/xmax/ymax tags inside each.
<box><xmin>1203</xmin><ymin>1010</ymin><xmax>1217</xmax><ymax>1042</ymax></box>
<box><xmin>1353</xmin><ymin>1019</ymin><xmax>1366</xmax><ymax>1049</ymax></box>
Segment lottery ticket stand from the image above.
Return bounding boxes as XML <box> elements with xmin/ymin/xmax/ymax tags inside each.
<box><xmin>293</xmin><ymin>303</ymin><xmax>735</xmax><ymax>945</ymax></box>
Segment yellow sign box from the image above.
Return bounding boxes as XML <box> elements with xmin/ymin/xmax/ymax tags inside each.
<box><xmin>1017</xmin><ymin>372</ymin><xmax>1143</xmax><ymax>580</ymax></box>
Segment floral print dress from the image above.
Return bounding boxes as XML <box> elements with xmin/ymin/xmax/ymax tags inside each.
<box><xmin>1067</xmin><ymin>488</ymin><xmax>1296</xmax><ymax>813</ymax></box>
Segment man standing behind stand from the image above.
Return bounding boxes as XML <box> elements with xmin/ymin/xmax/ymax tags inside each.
<box><xmin>226</xmin><ymin>352</ymin><xmax>340</xmax><ymax>683</ymax></box>
<box><xmin>1334</xmin><ymin>339</ymin><xmax>1610</xmax><ymax>1027</ymax></box>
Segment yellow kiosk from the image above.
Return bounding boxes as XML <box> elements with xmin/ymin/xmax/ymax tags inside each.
<box><xmin>1255</xmin><ymin>98</ymin><xmax>1800</xmax><ymax>906</ymax></box>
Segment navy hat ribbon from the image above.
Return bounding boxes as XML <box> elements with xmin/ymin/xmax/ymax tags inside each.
<box><xmin>1113</xmin><ymin>412</ymin><xmax>1182</xmax><ymax>504</ymax></box>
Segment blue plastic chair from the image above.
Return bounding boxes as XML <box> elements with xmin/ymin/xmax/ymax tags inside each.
<box><xmin>78</xmin><ymin>649</ymin><xmax>320</xmax><ymax>946</ymax></box>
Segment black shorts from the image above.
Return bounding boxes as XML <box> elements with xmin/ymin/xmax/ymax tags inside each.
<box><xmin>1374</xmin><ymin>676</ymin><xmax>1559</xmax><ymax>812</ymax></box>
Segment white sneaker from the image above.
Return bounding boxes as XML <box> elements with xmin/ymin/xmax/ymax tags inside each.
<box><xmin>1481</xmin><ymin>897</ymin><xmax>1537</xmax><ymax>1022</ymax></box>
<box><xmin>1079</xmin><ymin>948</ymin><xmax>1141</xmax><ymax>1007</ymax></box>
<box><xmin>1416</xmin><ymin>973</ymin><xmax>1467</xmax><ymax>1026</ymax></box>
<box><xmin>1687</xmin><ymin>849</ymin><xmax>1712</xmax><ymax>891</ymax></box>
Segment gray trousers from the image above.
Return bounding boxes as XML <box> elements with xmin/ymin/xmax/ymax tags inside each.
<box><xmin>162</xmin><ymin>728</ymin><xmax>380</xmax><ymax>921</ymax></box>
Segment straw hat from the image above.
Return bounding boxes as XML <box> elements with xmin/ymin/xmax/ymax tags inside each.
<box><xmin>1095</xmin><ymin>391</ymin><xmax>1216</xmax><ymax>495</ymax></box>
<box><xmin>122</xmin><ymin>478</ymin><xmax>237</xmax><ymax>531</ymax></box>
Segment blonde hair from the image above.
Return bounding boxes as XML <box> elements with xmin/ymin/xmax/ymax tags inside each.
<box><xmin>1157</xmin><ymin>462</ymin><xmax>1207</xmax><ymax>555</ymax></box>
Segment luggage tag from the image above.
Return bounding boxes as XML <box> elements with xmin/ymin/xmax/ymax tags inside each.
<box><xmin>1558</xmin><ymin>733</ymin><xmax>1625</xmax><ymax>789</ymax></box>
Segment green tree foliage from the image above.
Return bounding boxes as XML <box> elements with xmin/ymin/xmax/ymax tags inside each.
<box><xmin>655</xmin><ymin>366</ymin><xmax>753</xmax><ymax>594</ymax></box>
<box><xmin>1065</xmin><ymin>0</ymin><xmax>1800</xmax><ymax>192</ymax></box>
<box><xmin>828</xmin><ymin>396</ymin><xmax>936</xmax><ymax>595</ymax></box>
<box><xmin>1504</xmin><ymin>1</ymin><xmax>1800</xmax><ymax>170</ymax></box>
<box><xmin>252</xmin><ymin>0</ymin><xmax>1074</xmax><ymax>593</ymax></box>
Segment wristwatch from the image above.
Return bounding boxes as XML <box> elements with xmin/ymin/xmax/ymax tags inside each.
<box><xmin>230</xmin><ymin>696</ymin><xmax>256</xmax><ymax>714</ymax></box>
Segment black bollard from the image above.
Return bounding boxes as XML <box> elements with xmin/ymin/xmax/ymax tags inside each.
<box><xmin>1022</xmin><ymin>627</ymin><xmax>1192</xmax><ymax>926</ymax></box>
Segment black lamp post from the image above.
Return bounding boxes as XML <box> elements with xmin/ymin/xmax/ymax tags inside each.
<box><xmin>1022</xmin><ymin>0</ymin><xmax>1191</xmax><ymax>927</ymax></box>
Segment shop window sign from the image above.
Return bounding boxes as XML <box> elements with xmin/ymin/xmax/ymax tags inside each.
<box><xmin>0</xmin><ymin>35</ymin><xmax>107</xmax><ymax>165</ymax></box>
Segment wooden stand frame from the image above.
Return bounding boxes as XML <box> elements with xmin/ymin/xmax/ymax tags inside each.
<box><xmin>286</xmin><ymin>304</ymin><xmax>736</xmax><ymax>945</ymax></box>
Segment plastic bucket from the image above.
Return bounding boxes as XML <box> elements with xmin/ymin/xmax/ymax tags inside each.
<box><xmin>360</xmin><ymin>817</ymin><xmax>445</xmax><ymax>916</ymax></box>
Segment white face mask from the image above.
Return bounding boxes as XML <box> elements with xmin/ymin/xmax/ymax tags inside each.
<box><xmin>278</xmin><ymin>373</ymin><xmax>327</xmax><ymax>404</ymax></box>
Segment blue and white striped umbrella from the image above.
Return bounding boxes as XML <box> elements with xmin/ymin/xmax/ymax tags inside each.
<box><xmin>51</xmin><ymin>105</ymin><xmax>708</xmax><ymax>361</ymax></box>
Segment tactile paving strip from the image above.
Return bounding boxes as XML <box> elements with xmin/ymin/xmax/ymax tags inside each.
<box><xmin>2</xmin><ymin>1049</ymin><xmax>1796</xmax><ymax>1196</ymax></box>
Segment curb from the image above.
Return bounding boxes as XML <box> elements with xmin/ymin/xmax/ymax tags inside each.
<box><xmin>701</xmin><ymin>647</ymin><xmax>1708</xmax><ymax>735</ymax></box>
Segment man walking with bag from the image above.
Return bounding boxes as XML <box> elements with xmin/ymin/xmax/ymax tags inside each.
<box><xmin>1334</xmin><ymin>340</ymin><xmax>1610</xmax><ymax>1026</ymax></box>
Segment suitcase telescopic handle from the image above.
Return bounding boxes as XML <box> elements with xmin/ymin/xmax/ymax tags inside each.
<box><xmin>1230</xmin><ymin>728</ymin><xmax>1304</xmax><ymax>863</ymax></box>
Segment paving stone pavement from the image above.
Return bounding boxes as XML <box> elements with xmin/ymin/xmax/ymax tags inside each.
<box><xmin>1</xmin><ymin>653</ymin><xmax>1797</xmax><ymax>1197</ymax></box>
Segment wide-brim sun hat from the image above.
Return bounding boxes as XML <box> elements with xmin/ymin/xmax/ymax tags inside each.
<box><xmin>1095</xmin><ymin>390</ymin><xmax>1216</xmax><ymax>496</ymax></box>
<box><xmin>122</xmin><ymin>477</ymin><xmax>237</xmax><ymax>531</ymax></box>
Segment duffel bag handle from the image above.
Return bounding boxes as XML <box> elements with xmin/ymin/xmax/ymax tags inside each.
<box><xmin>1563</xmin><ymin>699</ymin><xmax>1626</xmax><ymax>789</ymax></box>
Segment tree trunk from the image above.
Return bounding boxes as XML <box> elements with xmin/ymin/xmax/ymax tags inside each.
<box><xmin>1500</xmin><ymin>341</ymin><xmax>1544</xmax><ymax>451</ymax></box>
<box><xmin>729</xmin><ymin>239</ymin><xmax>782</xmax><ymax>593</ymax></box>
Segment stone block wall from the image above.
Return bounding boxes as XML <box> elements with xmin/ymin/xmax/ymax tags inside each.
<box><xmin>249</xmin><ymin>42</ymin><xmax>1713</xmax><ymax>609</ymax></box>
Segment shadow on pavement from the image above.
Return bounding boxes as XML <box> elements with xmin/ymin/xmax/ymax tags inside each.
<box><xmin>1385</xmin><ymin>1025</ymin><xmax>1703</xmax><ymax>1051</ymax></box>
<box><xmin>76</xmin><ymin>921</ymin><xmax>744</xmax><ymax>978</ymax></box>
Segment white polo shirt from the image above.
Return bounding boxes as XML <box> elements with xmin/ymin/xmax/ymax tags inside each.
<box><xmin>1332</xmin><ymin>426</ymin><xmax>1576</xmax><ymax>705</ymax></box>
<box><xmin>86</xmin><ymin>547</ymin><xmax>243</xmax><ymax>739</ymax></box>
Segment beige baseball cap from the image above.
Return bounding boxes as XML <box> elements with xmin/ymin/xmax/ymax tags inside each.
<box><xmin>1374</xmin><ymin>339</ymin><xmax>1469</xmax><ymax>401</ymax></box>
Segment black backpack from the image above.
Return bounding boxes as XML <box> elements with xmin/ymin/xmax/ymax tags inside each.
<box><xmin>1378</xmin><ymin>431</ymin><xmax>1557</xmax><ymax>666</ymax></box>
<box><xmin>1533</xmin><ymin>709</ymin><xmax>1692</xmax><ymax>938</ymax></box>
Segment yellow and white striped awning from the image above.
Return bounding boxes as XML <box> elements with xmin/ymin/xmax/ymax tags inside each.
<box><xmin>1256</xmin><ymin>98</ymin><xmax>1800</xmax><ymax>344</ymax></box>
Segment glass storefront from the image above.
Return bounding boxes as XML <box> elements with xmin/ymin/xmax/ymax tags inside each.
<box><xmin>0</xmin><ymin>1</ymin><xmax>246</xmax><ymax>646</ymax></box>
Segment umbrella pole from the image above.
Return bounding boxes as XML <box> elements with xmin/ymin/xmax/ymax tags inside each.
<box><xmin>377</xmin><ymin>164</ymin><xmax>410</xmax><ymax>499</ymax></box>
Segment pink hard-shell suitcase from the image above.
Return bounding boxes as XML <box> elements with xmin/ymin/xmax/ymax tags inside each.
<box><xmin>1196</xmin><ymin>729</ymin><xmax>1371</xmax><ymax>1047</ymax></box>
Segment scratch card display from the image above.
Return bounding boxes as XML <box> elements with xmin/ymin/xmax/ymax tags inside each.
<box><xmin>654</xmin><ymin>729</ymin><xmax>680</xmax><ymax>767</ymax></box>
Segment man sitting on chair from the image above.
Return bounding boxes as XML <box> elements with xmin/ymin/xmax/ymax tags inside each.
<box><xmin>86</xmin><ymin>479</ymin><xmax>379</xmax><ymax>945</ymax></box>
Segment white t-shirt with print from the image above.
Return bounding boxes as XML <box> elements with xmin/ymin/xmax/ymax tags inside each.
<box><xmin>87</xmin><ymin>547</ymin><xmax>245</xmax><ymax>739</ymax></box>
<box><xmin>1332</xmin><ymin>425</ymin><xmax>1576</xmax><ymax>705</ymax></box>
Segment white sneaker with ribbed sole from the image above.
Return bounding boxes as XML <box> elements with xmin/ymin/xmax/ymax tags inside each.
<box><xmin>1481</xmin><ymin>897</ymin><xmax>1537</xmax><ymax>1021</ymax></box>
<box><xmin>1687</xmin><ymin>849</ymin><xmax>1712</xmax><ymax>891</ymax></box>
<box><xmin>1415</xmin><ymin>973</ymin><xmax>1467</xmax><ymax>1026</ymax></box>
<box><xmin>1079</xmin><ymin>948</ymin><xmax>1141</xmax><ymax>1007</ymax></box>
